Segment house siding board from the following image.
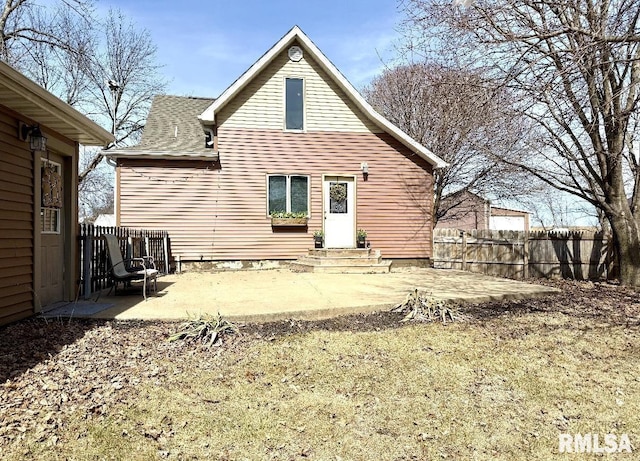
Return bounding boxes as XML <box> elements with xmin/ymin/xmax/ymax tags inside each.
<box><xmin>217</xmin><ymin>42</ymin><xmax>382</xmax><ymax>134</ymax></box>
<box><xmin>0</xmin><ymin>108</ymin><xmax>34</xmax><ymax>325</ymax></box>
<box><xmin>119</xmin><ymin>129</ymin><xmax>433</xmax><ymax>260</ymax></box>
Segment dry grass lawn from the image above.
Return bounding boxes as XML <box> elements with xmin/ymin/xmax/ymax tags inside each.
<box><xmin>1</xmin><ymin>280</ymin><xmax>639</xmax><ymax>460</ymax></box>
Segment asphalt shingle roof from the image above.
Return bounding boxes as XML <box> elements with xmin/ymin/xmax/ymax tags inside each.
<box><xmin>130</xmin><ymin>95</ymin><xmax>215</xmax><ymax>153</ymax></box>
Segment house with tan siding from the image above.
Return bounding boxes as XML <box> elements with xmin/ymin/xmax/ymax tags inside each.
<box><xmin>106</xmin><ymin>26</ymin><xmax>447</xmax><ymax>268</ymax></box>
<box><xmin>0</xmin><ymin>62</ymin><xmax>113</xmax><ymax>325</ymax></box>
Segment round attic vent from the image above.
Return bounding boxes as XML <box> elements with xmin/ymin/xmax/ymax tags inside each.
<box><xmin>288</xmin><ymin>46</ymin><xmax>303</xmax><ymax>62</ymax></box>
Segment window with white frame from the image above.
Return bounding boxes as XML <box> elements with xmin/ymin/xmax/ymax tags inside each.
<box><xmin>41</xmin><ymin>159</ymin><xmax>61</xmax><ymax>234</ymax></box>
<box><xmin>285</xmin><ymin>78</ymin><xmax>304</xmax><ymax>131</ymax></box>
<box><xmin>268</xmin><ymin>175</ymin><xmax>309</xmax><ymax>215</ymax></box>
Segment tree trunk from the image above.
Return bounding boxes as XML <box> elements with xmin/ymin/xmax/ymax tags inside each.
<box><xmin>608</xmin><ymin>213</ymin><xmax>640</xmax><ymax>286</ymax></box>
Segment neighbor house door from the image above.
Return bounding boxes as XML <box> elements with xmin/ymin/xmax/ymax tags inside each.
<box><xmin>323</xmin><ymin>176</ymin><xmax>355</xmax><ymax>248</ymax></box>
<box><xmin>39</xmin><ymin>155</ymin><xmax>65</xmax><ymax>307</ymax></box>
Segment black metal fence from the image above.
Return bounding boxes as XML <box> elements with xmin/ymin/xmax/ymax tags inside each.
<box><xmin>78</xmin><ymin>224</ymin><xmax>171</xmax><ymax>298</ymax></box>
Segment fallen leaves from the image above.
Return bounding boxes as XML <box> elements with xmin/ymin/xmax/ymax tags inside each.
<box><xmin>0</xmin><ymin>319</ymin><xmax>211</xmax><ymax>449</ymax></box>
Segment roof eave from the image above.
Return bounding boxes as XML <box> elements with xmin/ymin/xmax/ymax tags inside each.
<box><xmin>0</xmin><ymin>62</ymin><xmax>114</xmax><ymax>146</ymax></box>
<box><xmin>103</xmin><ymin>149</ymin><xmax>219</xmax><ymax>161</ymax></box>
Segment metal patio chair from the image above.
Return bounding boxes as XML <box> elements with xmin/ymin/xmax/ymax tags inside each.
<box><xmin>103</xmin><ymin>234</ymin><xmax>158</xmax><ymax>300</ymax></box>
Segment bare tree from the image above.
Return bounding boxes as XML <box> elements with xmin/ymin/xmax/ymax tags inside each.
<box><xmin>2</xmin><ymin>3</ymin><xmax>164</xmax><ymax>149</ymax></box>
<box><xmin>78</xmin><ymin>146</ymin><xmax>114</xmax><ymax>222</ymax></box>
<box><xmin>78</xmin><ymin>8</ymin><xmax>166</xmax><ymax>183</ymax></box>
<box><xmin>401</xmin><ymin>0</ymin><xmax>640</xmax><ymax>285</ymax></box>
<box><xmin>364</xmin><ymin>62</ymin><xmax>534</xmax><ymax>223</ymax></box>
<box><xmin>522</xmin><ymin>189</ymin><xmax>599</xmax><ymax>230</ymax></box>
<box><xmin>1</xmin><ymin>2</ymin><xmax>166</xmax><ymax>221</ymax></box>
<box><xmin>16</xmin><ymin>4</ymin><xmax>94</xmax><ymax>105</ymax></box>
<box><xmin>0</xmin><ymin>0</ymin><xmax>93</xmax><ymax>63</ymax></box>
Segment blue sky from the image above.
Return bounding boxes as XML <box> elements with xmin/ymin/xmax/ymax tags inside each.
<box><xmin>103</xmin><ymin>0</ymin><xmax>403</xmax><ymax>97</ymax></box>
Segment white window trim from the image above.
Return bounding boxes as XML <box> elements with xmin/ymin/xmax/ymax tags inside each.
<box><xmin>41</xmin><ymin>158</ymin><xmax>62</xmax><ymax>235</ymax></box>
<box><xmin>266</xmin><ymin>174</ymin><xmax>311</xmax><ymax>217</ymax></box>
<box><xmin>283</xmin><ymin>77</ymin><xmax>306</xmax><ymax>132</ymax></box>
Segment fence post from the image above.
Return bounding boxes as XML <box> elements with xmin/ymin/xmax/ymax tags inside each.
<box><xmin>523</xmin><ymin>231</ymin><xmax>529</xmax><ymax>279</ymax></box>
<box><xmin>163</xmin><ymin>233</ymin><xmax>170</xmax><ymax>274</ymax></box>
<box><xmin>460</xmin><ymin>230</ymin><xmax>467</xmax><ymax>271</ymax></box>
<box><xmin>83</xmin><ymin>227</ymin><xmax>93</xmax><ymax>299</ymax></box>
<box><xmin>126</xmin><ymin>236</ymin><xmax>133</xmax><ymax>262</ymax></box>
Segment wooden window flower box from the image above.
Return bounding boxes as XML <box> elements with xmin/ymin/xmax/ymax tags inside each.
<box><xmin>270</xmin><ymin>212</ymin><xmax>308</xmax><ymax>227</ymax></box>
<box><xmin>271</xmin><ymin>217</ymin><xmax>308</xmax><ymax>226</ymax></box>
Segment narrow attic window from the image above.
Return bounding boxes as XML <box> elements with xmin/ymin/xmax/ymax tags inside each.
<box><xmin>285</xmin><ymin>78</ymin><xmax>304</xmax><ymax>131</ymax></box>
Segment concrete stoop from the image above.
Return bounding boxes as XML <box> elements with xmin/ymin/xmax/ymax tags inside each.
<box><xmin>289</xmin><ymin>248</ymin><xmax>392</xmax><ymax>274</ymax></box>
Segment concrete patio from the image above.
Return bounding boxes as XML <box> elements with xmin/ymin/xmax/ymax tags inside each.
<box><xmin>43</xmin><ymin>268</ymin><xmax>560</xmax><ymax>323</ymax></box>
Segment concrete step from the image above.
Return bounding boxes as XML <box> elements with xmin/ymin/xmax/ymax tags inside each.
<box><xmin>296</xmin><ymin>255</ymin><xmax>383</xmax><ymax>266</ymax></box>
<box><xmin>309</xmin><ymin>248</ymin><xmax>379</xmax><ymax>259</ymax></box>
<box><xmin>289</xmin><ymin>259</ymin><xmax>392</xmax><ymax>274</ymax></box>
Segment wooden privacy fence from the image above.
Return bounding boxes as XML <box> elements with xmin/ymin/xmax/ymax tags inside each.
<box><xmin>433</xmin><ymin>229</ymin><xmax>610</xmax><ymax>281</ymax></box>
<box><xmin>78</xmin><ymin>224</ymin><xmax>171</xmax><ymax>298</ymax></box>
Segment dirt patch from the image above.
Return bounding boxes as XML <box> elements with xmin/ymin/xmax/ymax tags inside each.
<box><xmin>464</xmin><ymin>279</ymin><xmax>640</xmax><ymax>327</ymax></box>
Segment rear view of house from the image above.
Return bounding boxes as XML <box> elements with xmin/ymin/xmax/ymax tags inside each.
<box><xmin>107</xmin><ymin>26</ymin><xmax>446</xmax><ymax>268</ymax></box>
<box><xmin>0</xmin><ymin>62</ymin><xmax>113</xmax><ymax>325</ymax></box>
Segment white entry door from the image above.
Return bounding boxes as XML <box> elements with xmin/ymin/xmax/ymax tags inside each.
<box><xmin>324</xmin><ymin>176</ymin><xmax>355</xmax><ymax>248</ymax></box>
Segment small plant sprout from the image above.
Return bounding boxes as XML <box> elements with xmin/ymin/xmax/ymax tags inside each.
<box><xmin>313</xmin><ymin>229</ymin><xmax>324</xmax><ymax>238</ymax></box>
<box><xmin>357</xmin><ymin>229</ymin><xmax>367</xmax><ymax>239</ymax></box>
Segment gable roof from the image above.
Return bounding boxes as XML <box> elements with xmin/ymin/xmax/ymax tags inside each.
<box><xmin>0</xmin><ymin>61</ymin><xmax>113</xmax><ymax>146</ymax></box>
<box><xmin>105</xmin><ymin>95</ymin><xmax>218</xmax><ymax>160</ymax></box>
<box><xmin>199</xmin><ymin>26</ymin><xmax>448</xmax><ymax>169</ymax></box>
<box><xmin>442</xmin><ymin>189</ymin><xmax>489</xmax><ymax>203</ymax></box>
<box><xmin>442</xmin><ymin>190</ymin><xmax>530</xmax><ymax>215</ymax></box>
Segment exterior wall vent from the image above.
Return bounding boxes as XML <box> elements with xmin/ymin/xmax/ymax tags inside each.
<box><xmin>288</xmin><ymin>46</ymin><xmax>303</xmax><ymax>62</ymax></box>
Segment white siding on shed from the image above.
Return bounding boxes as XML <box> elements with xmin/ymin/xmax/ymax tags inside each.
<box><xmin>490</xmin><ymin>215</ymin><xmax>526</xmax><ymax>231</ymax></box>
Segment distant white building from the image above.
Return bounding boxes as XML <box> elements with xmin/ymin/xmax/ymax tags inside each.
<box><xmin>489</xmin><ymin>207</ymin><xmax>529</xmax><ymax>231</ymax></box>
<box><xmin>93</xmin><ymin>214</ymin><xmax>116</xmax><ymax>227</ymax></box>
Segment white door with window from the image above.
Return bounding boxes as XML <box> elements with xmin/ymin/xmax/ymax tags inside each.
<box><xmin>324</xmin><ymin>176</ymin><xmax>355</xmax><ymax>248</ymax></box>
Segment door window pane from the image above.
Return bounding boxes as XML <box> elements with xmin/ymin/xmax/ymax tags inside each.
<box><xmin>329</xmin><ymin>182</ymin><xmax>348</xmax><ymax>214</ymax></box>
<box><xmin>285</xmin><ymin>78</ymin><xmax>304</xmax><ymax>130</ymax></box>
<box><xmin>41</xmin><ymin>159</ymin><xmax>61</xmax><ymax>233</ymax></box>
<box><xmin>41</xmin><ymin>208</ymin><xmax>60</xmax><ymax>233</ymax></box>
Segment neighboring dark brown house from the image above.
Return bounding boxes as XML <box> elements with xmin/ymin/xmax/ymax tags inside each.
<box><xmin>0</xmin><ymin>62</ymin><xmax>113</xmax><ymax>325</ymax></box>
<box><xmin>106</xmin><ymin>26</ymin><xmax>448</xmax><ymax>266</ymax></box>
<box><xmin>436</xmin><ymin>190</ymin><xmax>530</xmax><ymax>231</ymax></box>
